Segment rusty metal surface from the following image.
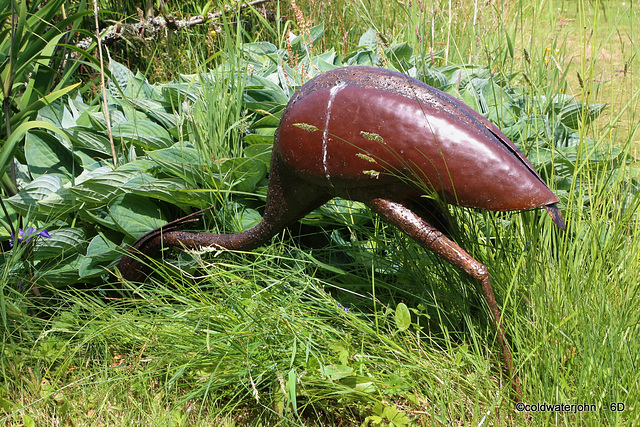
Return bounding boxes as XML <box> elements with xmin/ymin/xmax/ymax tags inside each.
<box><xmin>276</xmin><ymin>66</ymin><xmax>561</xmax><ymax>214</ymax></box>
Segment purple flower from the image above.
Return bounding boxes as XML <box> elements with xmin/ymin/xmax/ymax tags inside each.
<box><xmin>9</xmin><ymin>227</ymin><xmax>51</xmax><ymax>248</ymax></box>
<box><xmin>337</xmin><ymin>303</ymin><xmax>349</xmax><ymax>313</ymax></box>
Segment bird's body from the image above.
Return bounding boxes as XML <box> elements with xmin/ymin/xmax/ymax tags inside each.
<box><xmin>275</xmin><ymin>67</ymin><xmax>563</xmax><ymax>217</ymax></box>
<box><xmin>119</xmin><ymin>66</ymin><xmax>565</xmax><ymax>398</ymax></box>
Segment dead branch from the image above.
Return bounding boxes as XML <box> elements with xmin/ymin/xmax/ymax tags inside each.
<box><xmin>75</xmin><ymin>0</ymin><xmax>274</xmax><ymax>51</ymax></box>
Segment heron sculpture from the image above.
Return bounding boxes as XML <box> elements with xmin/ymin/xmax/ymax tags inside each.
<box><xmin>119</xmin><ymin>66</ymin><xmax>565</xmax><ymax>395</ymax></box>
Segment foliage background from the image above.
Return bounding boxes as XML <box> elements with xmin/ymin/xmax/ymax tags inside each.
<box><xmin>1</xmin><ymin>0</ymin><xmax>639</xmax><ymax>425</ymax></box>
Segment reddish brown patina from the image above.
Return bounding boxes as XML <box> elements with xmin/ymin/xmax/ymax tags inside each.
<box><xmin>119</xmin><ymin>66</ymin><xmax>565</xmax><ymax>397</ymax></box>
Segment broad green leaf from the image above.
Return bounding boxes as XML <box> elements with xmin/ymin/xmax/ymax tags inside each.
<box><xmin>481</xmin><ymin>80</ymin><xmax>518</xmax><ymax>126</ymax></box>
<box><xmin>244</xmin><ymin>144</ymin><xmax>272</xmax><ymax>168</ymax></box>
<box><xmin>80</xmin><ymin>206</ymin><xmax>118</xmax><ymax>230</ymax></box>
<box><xmin>7</xmin><ymin>175</ymin><xmax>63</xmax><ymax>215</ymax></box>
<box><xmin>108</xmin><ymin>194</ymin><xmax>169</xmax><ymax>239</ymax></box>
<box><xmin>252</xmin><ymin>127</ymin><xmax>277</xmax><ymax>137</ymax></box>
<box><xmin>394</xmin><ymin>302</ymin><xmax>411</xmax><ymax>331</ymax></box>
<box><xmin>381</xmin><ymin>405</ymin><xmax>411</xmax><ymax>425</ymax></box>
<box><xmin>32</xmin><ymin>228</ymin><xmax>86</xmax><ymax>260</ymax></box>
<box><xmin>556</xmin><ymin>139</ymin><xmax>623</xmax><ymax>165</ymax></box>
<box><xmin>9</xmin><ymin>83</ymin><xmax>81</xmax><ymax>133</ymax></box>
<box><xmin>559</xmin><ymin>102</ymin><xmax>606</xmax><ymax>129</ymax></box>
<box><xmin>111</xmin><ymin>120</ymin><xmax>173</xmax><ymax>150</ymax></box>
<box><xmin>68</xmin><ymin>92</ymin><xmax>91</xmax><ymax>119</ymax></box>
<box><xmin>0</xmin><ymin>120</ymin><xmax>74</xmax><ymax>181</ymax></box>
<box><xmin>244</xmin><ymin>134</ymin><xmax>274</xmax><ymax>145</ymax></box>
<box><xmin>310</xmin><ymin>50</ymin><xmax>339</xmax><ymax>73</ymax></box>
<box><xmin>37</xmin><ymin>187</ymin><xmax>79</xmax><ymax>216</ymax></box>
<box><xmin>321</xmin><ymin>364</ymin><xmax>353</xmax><ymax>380</ymax></box>
<box><xmin>243</xmin><ymin>42</ymin><xmax>279</xmax><ymax>66</ymax></box>
<box><xmin>244</xmin><ymin>75</ymin><xmax>289</xmax><ymax>107</ymax></box>
<box><xmin>234</xmin><ymin>207</ymin><xmax>261</xmax><ymax>232</ymax></box>
<box><xmin>116</xmin><ymin>158</ymin><xmax>159</xmax><ymax>173</ymax></box>
<box><xmin>132</xmin><ymin>98</ymin><xmax>179</xmax><ymax>129</ymax></box>
<box><xmin>309</xmin><ymin>23</ymin><xmax>325</xmax><ymax>46</ymax></box>
<box><xmin>88</xmin><ymin>109</ymin><xmax>128</xmax><ymax>128</ymax></box>
<box><xmin>503</xmin><ymin>115</ymin><xmax>550</xmax><ymax>143</ymax></box>
<box><xmin>34</xmin><ymin>253</ymin><xmax>85</xmax><ymax>287</ymax></box>
<box><xmin>223</xmin><ymin>201</ymin><xmax>262</xmax><ymax>232</ymax></box>
<box><xmin>288</xmin><ymin>23</ymin><xmax>324</xmax><ymax>54</ymax></box>
<box><xmin>347</xmin><ymin>50</ymin><xmax>376</xmax><ymax>66</ymax></box>
<box><xmin>460</xmin><ymin>84</ymin><xmax>483</xmax><ymax>114</ymax></box>
<box><xmin>227</xmin><ymin>157</ymin><xmax>267</xmax><ymax>192</ymax></box>
<box><xmin>25</xmin><ymin>130</ymin><xmax>81</xmax><ymax>181</ymax></box>
<box><xmin>146</xmin><ymin>145</ymin><xmax>209</xmax><ymax>185</ymax></box>
<box><xmin>387</xmin><ymin>42</ymin><xmax>413</xmax><ymax>63</ymax></box>
<box><xmin>358</xmin><ymin>28</ymin><xmax>378</xmax><ymax>50</ymax></box>
<box><xmin>586</xmin><ymin>143</ymin><xmax>623</xmax><ymax>163</ymax></box>
<box><xmin>441</xmin><ymin>65</ymin><xmax>489</xmax><ymax>89</ymax></box>
<box><xmin>317</xmin><ymin>199</ymin><xmax>370</xmax><ymax>227</ymax></box>
<box><xmin>130</xmin><ymin>178</ymin><xmax>212</xmax><ymax>208</ymax></box>
<box><xmin>539</xmin><ymin>93</ymin><xmax>576</xmax><ymax>115</ymax></box>
<box><xmin>37</xmin><ymin>98</ymin><xmax>78</xmax><ymax>129</ymax></box>
<box><xmin>251</xmin><ymin>113</ymin><xmax>281</xmax><ymax>129</ymax></box>
<box><xmin>364</xmin><ymin>415</ymin><xmax>384</xmax><ymax>425</ymax></box>
<box><xmin>77</xmin><ymin>256</ymin><xmax>108</xmax><ymax>280</ymax></box>
<box><xmin>72</xmin><ymin>147</ymin><xmax>112</xmax><ymax>169</ymax></box>
<box><xmin>133</xmin><ymin>71</ymin><xmax>164</xmax><ymax>101</ymax></box>
<box><xmin>73</xmin><ymin>165</ymin><xmax>116</xmax><ymax>184</ymax></box>
<box><xmin>84</xmin><ymin>233</ymin><xmax>121</xmax><ymax>263</ymax></box>
<box><xmin>69</xmin><ymin>170</ymin><xmax>154</xmax><ymax>204</ymax></box>
<box><xmin>419</xmin><ymin>66</ymin><xmax>450</xmax><ymax>89</ymax></box>
<box><xmin>162</xmin><ymin>82</ymin><xmax>202</xmax><ymax>105</ymax></box>
<box><xmin>108</xmin><ymin>60</ymin><xmax>162</xmax><ymax>100</ymax></box>
<box><xmin>68</xmin><ymin>127</ymin><xmax>112</xmax><ymax>154</ymax></box>
<box><xmin>22</xmin><ymin>414</ymin><xmax>35</xmax><ymax>427</ymax></box>
<box><xmin>526</xmin><ymin>147</ymin><xmax>554</xmax><ymax>169</ymax></box>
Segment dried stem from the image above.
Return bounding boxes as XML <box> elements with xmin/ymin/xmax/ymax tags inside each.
<box><xmin>93</xmin><ymin>0</ymin><xmax>117</xmax><ymax>167</ymax></box>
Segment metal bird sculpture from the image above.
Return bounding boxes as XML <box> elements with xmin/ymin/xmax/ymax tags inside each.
<box><xmin>119</xmin><ymin>66</ymin><xmax>565</xmax><ymax>395</ymax></box>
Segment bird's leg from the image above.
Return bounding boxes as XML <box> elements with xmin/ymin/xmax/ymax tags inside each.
<box><xmin>366</xmin><ymin>197</ymin><xmax>521</xmax><ymax>398</ymax></box>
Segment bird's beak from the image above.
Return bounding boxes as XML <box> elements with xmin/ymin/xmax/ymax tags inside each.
<box><xmin>545</xmin><ymin>203</ymin><xmax>566</xmax><ymax>230</ymax></box>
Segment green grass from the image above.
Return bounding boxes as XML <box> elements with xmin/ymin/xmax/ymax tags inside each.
<box><xmin>2</xmin><ymin>0</ymin><xmax>640</xmax><ymax>425</ymax></box>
